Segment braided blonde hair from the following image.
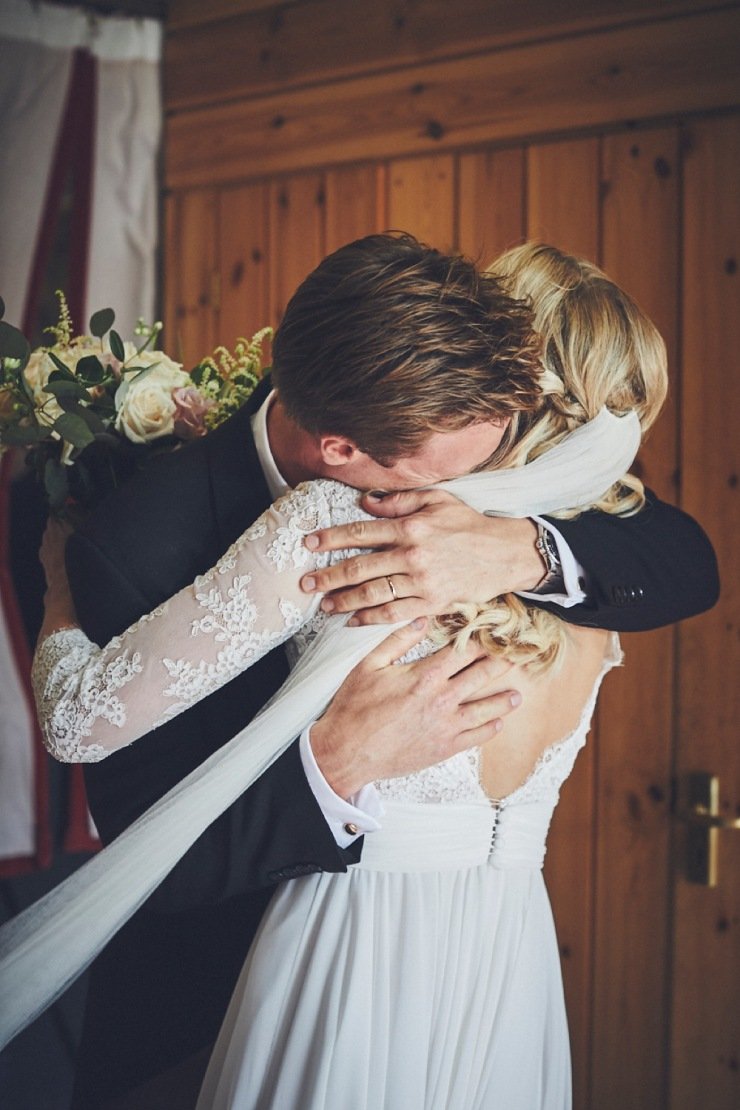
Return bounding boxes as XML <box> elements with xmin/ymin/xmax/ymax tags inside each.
<box><xmin>436</xmin><ymin>242</ymin><xmax>669</xmax><ymax>671</ymax></box>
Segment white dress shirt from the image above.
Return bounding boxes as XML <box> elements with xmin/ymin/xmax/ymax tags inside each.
<box><xmin>251</xmin><ymin>392</ymin><xmax>587</xmax><ymax>847</ymax></box>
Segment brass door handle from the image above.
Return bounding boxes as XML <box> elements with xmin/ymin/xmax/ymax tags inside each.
<box><xmin>675</xmin><ymin>773</ymin><xmax>740</xmax><ymax>886</ymax></box>
<box><xmin>676</xmin><ymin>806</ymin><xmax>740</xmax><ymax>830</ymax></box>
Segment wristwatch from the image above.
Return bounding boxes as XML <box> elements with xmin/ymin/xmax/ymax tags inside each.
<box><xmin>534</xmin><ymin>522</ymin><xmax>564</xmax><ymax>593</ymax></box>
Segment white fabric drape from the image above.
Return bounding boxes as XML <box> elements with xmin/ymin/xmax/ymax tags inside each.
<box><xmin>0</xmin><ymin>409</ymin><xmax>641</xmax><ymax>1048</ymax></box>
<box><xmin>0</xmin><ymin>0</ymin><xmax>161</xmax><ymax>867</ymax></box>
<box><xmin>0</xmin><ymin>593</ymin><xmax>35</xmax><ymax>863</ymax></box>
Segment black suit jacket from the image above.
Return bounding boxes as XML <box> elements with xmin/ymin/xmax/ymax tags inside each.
<box><xmin>67</xmin><ymin>383</ymin><xmax>719</xmax><ymax>1103</ymax></box>
<box><xmin>68</xmin><ymin>383</ymin><xmax>359</xmax><ymax>1105</ymax></box>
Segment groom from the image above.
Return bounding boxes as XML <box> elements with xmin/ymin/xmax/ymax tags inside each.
<box><xmin>66</xmin><ymin>233</ymin><xmax>718</xmax><ymax>1108</ymax></box>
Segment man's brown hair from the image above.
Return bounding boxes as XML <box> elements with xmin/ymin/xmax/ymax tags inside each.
<box><xmin>272</xmin><ymin>232</ymin><xmax>543</xmax><ymax>464</ymax></box>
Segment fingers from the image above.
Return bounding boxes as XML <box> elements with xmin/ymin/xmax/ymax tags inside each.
<box><xmin>304</xmin><ymin>516</ymin><xmax>404</xmax><ymax>555</ymax></box>
<box><xmin>458</xmin><ymin>688</ymin><xmax>522</xmax><ymax>730</ymax></box>
<box><xmin>346</xmin><ymin>597</ymin><xmax>427</xmax><ymax>627</ymax></box>
<box><xmin>359</xmin><ymin>617</ymin><xmax>429</xmax><ymax>669</ymax></box>
<box><xmin>362</xmin><ymin>488</ymin><xmax>455</xmax><ymax>518</ymax></box>
<box><xmin>301</xmin><ymin>553</ymin><xmax>409</xmax><ymax>598</ymax></box>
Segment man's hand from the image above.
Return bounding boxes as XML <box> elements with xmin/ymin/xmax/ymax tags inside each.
<box><xmin>310</xmin><ymin>618</ymin><xmax>522</xmax><ymax>797</ymax></box>
<box><xmin>301</xmin><ymin>489</ymin><xmax>544</xmax><ymax>625</ymax></box>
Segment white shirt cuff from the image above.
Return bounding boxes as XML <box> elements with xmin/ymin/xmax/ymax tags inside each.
<box><xmin>299</xmin><ymin>726</ymin><xmax>384</xmax><ymax>849</ymax></box>
<box><xmin>517</xmin><ymin>517</ymin><xmax>588</xmax><ymax>609</ymax></box>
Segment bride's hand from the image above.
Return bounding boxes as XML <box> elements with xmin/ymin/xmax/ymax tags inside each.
<box><xmin>300</xmin><ymin>488</ymin><xmax>544</xmax><ymax>625</ymax></box>
<box><xmin>38</xmin><ymin>519</ymin><xmax>78</xmax><ymax>638</ymax></box>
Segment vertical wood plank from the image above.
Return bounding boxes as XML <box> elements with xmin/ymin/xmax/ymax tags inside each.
<box><xmin>526</xmin><ymin>134</ymin><xmax>600</xmax><ymax>1110</ymax></box>
<box><xmin>324</xmin><ymin>163</ymin><xmax>387</xmax><ymax>255</ymax></box>
<box><xmin>527</xmin><ymin>138</ymin><xmax>600</xmax><ymax>258</ymax></box>
<box><xmin>592</xmin><ymin>126</ymin><xmax>681</xmax><ymax>1110</ymax></box>
<box><xmin>268</xmin><ymin>172</ymin><xmax>326</xmax><ymax>324</ymax></box>
<box><xmin>457</xmin><ymin>147</ymin><xmax>526</xmax><ymax>265</ymax></box>
<box><xmin>163</xmin><ymin>189</ymin><xmax>219</xmax><ymax>366</ymax></box>
<box><xmin>218</xmin><ymin>183</ymin><xmax>271</xmax><ymax>346</ymax></box>
<box><xmin>671</xmin><ymin>114</ymin><xmax>740</xmax><ymax>1110</ymax></box>
<box><xmin>387</xmin><ymin>154</ymin><xmax>455</xmax><ymax>249</ymax></box>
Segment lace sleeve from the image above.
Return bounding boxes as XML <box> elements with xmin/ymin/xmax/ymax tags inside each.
<box><xmin>31</xmin><ymin>481</ymin><xmax>339</xmax><ymax>763</ymax></box>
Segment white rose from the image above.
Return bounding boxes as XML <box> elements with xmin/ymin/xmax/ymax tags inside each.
<box><xmin>23</xmin><ymin>349</ymin><xmax>71</xmax><ymax>425</ymax></box>
<box><xmin>114</xmin><ymin>352</ymin><xmax>191</xmax><ymax>444</ymax></box>
<box><xmin>23</xmin><ymin>340</ymin><xmax>102</xmax><ymax>426</ymax></box>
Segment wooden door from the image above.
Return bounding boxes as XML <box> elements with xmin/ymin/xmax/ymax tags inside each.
<box><xmin>670</xmin><ymin>114</ymin><xmax>740</xmax><ymax>1110</ymax></box>
<box><xmin>163</xmin><ymin>115</ymin><xmax>739</xmax><ymax>1109</ymax></box>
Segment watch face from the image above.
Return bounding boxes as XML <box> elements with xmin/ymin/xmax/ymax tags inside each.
<box><xmin>545</xmin><ymin>530</ymin><xmax>560</xmax><ymax>567</ymax></box>
<box><xmin>538</xmin><ymin>527</ymin><xmax>561</xmax><ymax>572</ymax></box>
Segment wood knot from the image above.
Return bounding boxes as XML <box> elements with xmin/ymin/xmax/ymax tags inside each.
<box><xmin>425</xmin><ymin>119</ymin><xmax>445</xmax><ymax>141</ymax></box>
<box><xmin>725</xmin><ymin>257</ymin><xmax>737</xmax><ymax>275</ymax></box>
<box><xmin>654</xmin><ymin>156</ymin><xmax>671</xmax><ymax>178</ymax></box>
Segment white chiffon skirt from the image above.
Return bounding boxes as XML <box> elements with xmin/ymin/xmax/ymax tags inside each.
<box><xmin>197</xmin><ymin>802</ymin><xmax>571</xmax><ymax>1110</ymax></box>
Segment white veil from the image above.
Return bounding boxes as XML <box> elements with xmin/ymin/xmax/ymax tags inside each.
<box><xmin>0</xmin><ymin>407</ymin><xmax>640</xmax><ymax>1047</ymax></box>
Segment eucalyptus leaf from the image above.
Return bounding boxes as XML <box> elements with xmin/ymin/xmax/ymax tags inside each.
<box><xmin>0</xmin><ymin>320</ymin><xmax>30</xmax><ymax>362</ymax></box>
<box><xmin>0</xmin><ymin>423</ymin><xmax>51</xmax><ymax>446</ymax></box>
<box><xmin>89</xmin><ymin>308</ymin><xmax>115</xmax><ymax>339</ymax></box>
<box><xmin>76</xmin><ymin>354</ymin><xmax>106</xmax><ymax>383</ymax></box>
<box><xmin>109</xmin><ymin>329</ymin><xmax>125</xmax><ymax>362</ymax></box>
<box><xmin>53</xmin><ymin>412</ymin><xmax>96</xmax><ymax>450</ymax></box>
<box><xmin>43</xmin><ymin>379</ymin><xmax>90</xmax><ymax>400</ymax></box>
<box><xmin>62</xmin><ymin>402</ymin><xmax>107</xmax><ymax>434</ymax></box>
<box><xmin>48</xmin><ymin>352</ymin><xmax>75</xmax><ymax>379</ymax></box>
<box><xmin>44</xmin><ymin>458</ymin><xmax>69</xmax><ymax>511</ymax></box>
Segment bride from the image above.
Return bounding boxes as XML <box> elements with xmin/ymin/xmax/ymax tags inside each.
<box><xmin>27</xmin><ymin>243</ymin><xmax>665</xmax><ymax>1108</ymax></box>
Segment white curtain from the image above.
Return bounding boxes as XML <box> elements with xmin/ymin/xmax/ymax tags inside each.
<box><xmin>0</xmin><ymin>0</ymin><xmax>162</xmax><ymax>868</ymax></box>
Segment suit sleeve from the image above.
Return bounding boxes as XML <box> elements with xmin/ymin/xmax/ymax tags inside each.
<box><xmin>65</xmin><ymin>530</ymin><xmax>359</xmax><ymax>912</ymax></box>
<box><xmin>534</xmin><ymin>489</ymin><xmax>719</xmax><ymax>631</ymax></box>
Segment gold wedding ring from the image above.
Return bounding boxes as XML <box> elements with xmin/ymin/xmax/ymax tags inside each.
<box><xmin>386</xmin><ymin>576</ymin><xmax>398</xmax><ymax>601</ymax></box>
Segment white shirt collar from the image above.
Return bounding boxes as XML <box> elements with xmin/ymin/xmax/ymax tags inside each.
<box><xmin>250</xmin><ymin>390</ymin><xmax>290</xmax><ymax>500</ymax></box>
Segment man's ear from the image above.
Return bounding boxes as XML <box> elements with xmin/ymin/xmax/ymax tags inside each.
<box><xmin>317</xmin><ymin>433</ymin><xmax>362</xmax><ymax>468</ymax></box>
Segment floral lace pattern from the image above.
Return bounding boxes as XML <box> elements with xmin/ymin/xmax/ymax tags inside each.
<box><xmin>33</xmin><ymin>475</ymin><xmax>620</xmax><ymax>835</ymax></box>
<box><xmin>31</xmin><ymin>628</ymin><xmax>141</xmax><ymax>763</ymax></box>
<box><xmin>32</xmin><ymin>481</ymin><xmax>340</xmax><ymax>761</ymax></box>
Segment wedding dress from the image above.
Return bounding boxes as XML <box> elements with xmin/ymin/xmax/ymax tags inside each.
<box><xmin>0</xmin><ymin>408</ymin><xmax>639</xmax><ymax>1106</ymax></box>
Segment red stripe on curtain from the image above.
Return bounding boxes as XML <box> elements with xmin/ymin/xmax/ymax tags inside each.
<box><xmin>22</xmin><ymin>49</ymin><xmax>96</xmax><ymax>337</ymax></box>
<box><xmin>1</xmin><ymin>49</ymin><xmax>101</xmax><ymax>870</ymax></box>
<box><xmin>0</xmin><ymin>453</ymin><xmax>52</xmax><ymax>876</ymax></box>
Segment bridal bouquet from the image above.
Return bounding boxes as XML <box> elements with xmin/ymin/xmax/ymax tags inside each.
<box><xmin>0</xmin><ymin>293</ymin><xmax>271</xmax><ymax>513</ymax></box>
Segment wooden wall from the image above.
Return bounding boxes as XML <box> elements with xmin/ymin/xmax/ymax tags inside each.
<box><xmin>163</xmin><ymin>4</ymin><xmax>740</xmax><ymax>1107</ymax></box>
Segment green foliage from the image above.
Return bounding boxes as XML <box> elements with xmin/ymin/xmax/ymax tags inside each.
<box><xmin>109</xmin><ymin>329</ymin><xmax>125</xmax><ymax>362</ymax></box>
<box><xmin>89</xmin><ymin>308</ymin><xmax>115</xmax><ymax>339</ymax></box>
<box><xmin>0</xmin><ymin>293</ymin><xmax>270</xmax><ymax>517</ymax></box>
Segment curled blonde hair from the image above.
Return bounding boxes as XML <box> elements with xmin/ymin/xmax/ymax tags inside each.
<box><xmin>437</xmin><ymin>242</ymin><xmax>669</xmax><ymax>671</ymax></box>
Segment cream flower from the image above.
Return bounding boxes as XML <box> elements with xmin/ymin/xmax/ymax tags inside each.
<box><xmin>23</xmin><ymin>349</ymin><xmax>71</xmax><ymax>425</ymax></box>
<box><xmin>114</xmin><ymin>352</ymin><xmax>191</xmax><ymax>444</ymax></box>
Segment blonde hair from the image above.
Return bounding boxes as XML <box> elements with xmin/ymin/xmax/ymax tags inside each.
<box><xmin>437</xmin><ymin>242</ymin><xmax>669</xmax><ymax>671</ymax></box>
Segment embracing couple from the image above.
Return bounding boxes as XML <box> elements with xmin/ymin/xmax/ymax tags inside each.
<box><xmin>25</xmin><ymin>234</ymin><xmax>717</xmax><ymax>1109</ymax></box>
